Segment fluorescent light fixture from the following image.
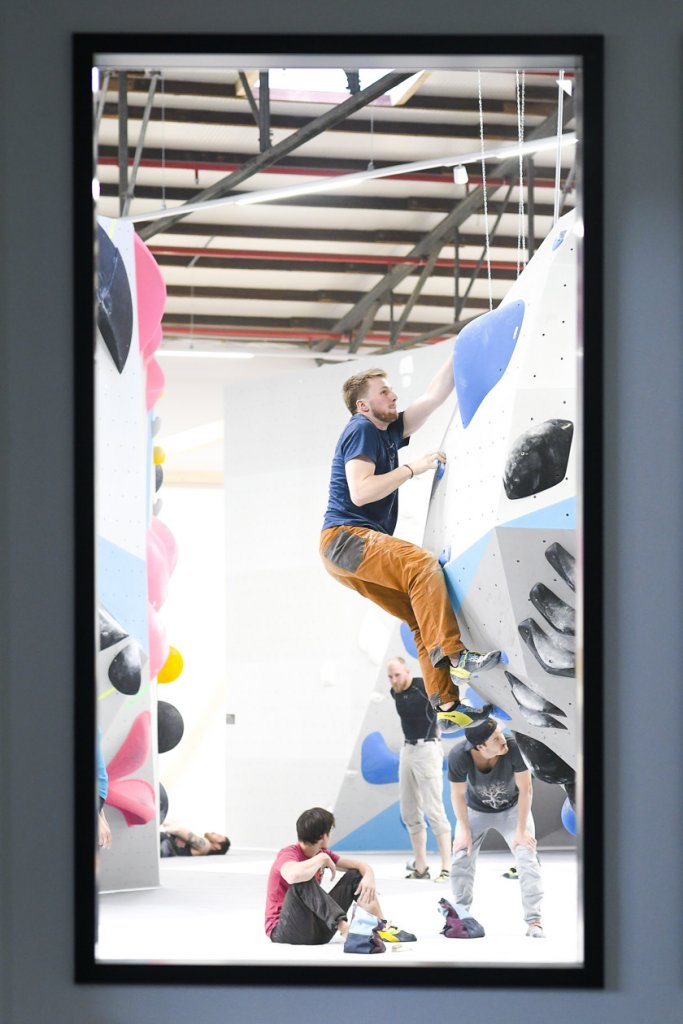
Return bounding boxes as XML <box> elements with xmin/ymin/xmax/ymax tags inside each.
<box><xmin>157</xmin><ymin>349</ymin><xmax>254</xmax><ymax>359</ymax></box>
<box><xmin>121</xmin><ymin>133</ymin><xmax>577</xmax><ymax>225</ymax></box>
<box><xmin>452</xmin><ymin>165</ymin><xmax>469</xmax><ymax>185</ymax></box>
<box><xmin>156</xmin><ymin>345</ymin><xmax>358</xmax><ymax>361</ymax></box>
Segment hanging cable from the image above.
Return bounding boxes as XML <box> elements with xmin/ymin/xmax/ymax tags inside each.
<box><xmin>477</xmin><ymin>70</ymin><xmax>493</xmax><ymax>312</ymax></box>
<box><xmin>516</xmin><ymin>69</ymin><xmax>526</xmax><ymax>276</ymax></box>
<box><xmin>160</xmin><ymin>74</ymin><xmax>167</xmax><ymax>209</ymax></box>
<box><xmin>553</xmin><ymin>70</ymin><xmax>565</xmax><ymax>225</ymax></box>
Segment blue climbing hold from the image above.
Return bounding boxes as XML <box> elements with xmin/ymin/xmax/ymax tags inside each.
<box><xmin>400</xmin><ymin>621</ymin><xmax>418</xmax><ymax>658</ymax></box>
<box><xmin>552</xmin><ymin>229</ymin><xmax>567</xmax><ymax>251</ymax></box>
<box><xmin>561</xmin><ymin>796</ymin><xmax>576</xmax><ymax>835</ymax></box>
<box><xmin>360</xmin><ymin>732</ymin><xmax>400</xmax><ymax>785</ymax></box>
<box><xmin>453</xmin><ymin>300</ymin><xmax>525</xmax><ymax>427</ymax></box>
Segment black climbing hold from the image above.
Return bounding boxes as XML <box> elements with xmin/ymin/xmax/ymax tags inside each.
<box><xmin>99</xmin><ymin>607</ymin><xmax>128</xmax><ymax>651</ymax></box>
<box><xmin>159</xmin><ymin>782</ymin><xmax>168</xmax><ymax>824</ymax></box>
<box><xmin>108</xmin><ymin>643</ymin><xmax>142</xmax><ymax>695</ymax></box>
<box><xmin>96</xmin><ymin>223</ymin><xmax>133</xmax><ymax>374</ymax></box>
<box><xmin>503</xmin><ymin>419</ymin><xmax>573</xmax><ymax>499</ymax></box>
<box><xmin>529</xmin><ymin>582</ymin><xmax>575</xmax><ymax>636</ymax></box>
<box><xmin>512</xmin><ymin>732</ymin><xmax>575</xmax><ymax>787</ymax></box>
<box><xmin>155</xmin><ymin>464</ymin><xmax>164</xmax><ymax>492</ymax></box>
<box><xmin>544</xmin><ymin>542</ymin><xmax>576</xmax><ymax>592</ymax></box>
<box><xmin>505</xmin><ymin>671</ymin><xmax>566</xmax><ymax>717</ymax></box>
<box><xmin>518</xmin><ymin>618</ymin><xmax>575</xmax><ymax>676</ymax></box>
<box><xmin>517</xmin><ymin>707</ymin><xmax>568</xmax><ymax>730</ymax></box>
<box><xmin>158</xmin><ymin>700</ymin><xmax>184</xmax><ymax>753</ymax></box>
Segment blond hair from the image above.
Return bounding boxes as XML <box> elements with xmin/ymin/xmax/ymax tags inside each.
<box><xmin>342</xmin><ymin>368</ymin><xmax>387</xmax><ymax>415</ymax></box>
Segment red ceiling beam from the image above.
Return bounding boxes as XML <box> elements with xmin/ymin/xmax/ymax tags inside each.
<box><xmin>149</xmin><ymin>244</ymin><xmax>521</xmax><ymax>270</ymax></box>
<box><xmin>97</xmin><ymin>156</ymin><xmax>564</xmax><ymax>190</ymax></box>
<box><xmin>161</xmin><ymin>324</ymin><xmax>449</xmax><ymax>345</ymax></box>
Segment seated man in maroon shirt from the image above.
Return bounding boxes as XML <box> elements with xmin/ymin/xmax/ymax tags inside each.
<box><xmin>265</xmin><ymin>806</ymin><xmax>415</xmax><ymax>945</ymax></box>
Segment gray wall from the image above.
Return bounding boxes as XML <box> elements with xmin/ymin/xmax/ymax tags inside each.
<box><xmin>1</xmin><ymin>4</ymin><xmax>681</xmax><ymax>1023</ymax></box>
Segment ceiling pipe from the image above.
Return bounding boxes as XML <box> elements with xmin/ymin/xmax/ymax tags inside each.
<box><xmin>121</xmin><ymin>134</ymin><xmax>577</xmax><ymax>224</ymax></box>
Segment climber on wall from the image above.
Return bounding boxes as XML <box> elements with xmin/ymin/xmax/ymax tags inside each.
<box><xmin>319</xmin><ymin>358</ymin><xmax>500</xmax><ymax>727</ymax></box>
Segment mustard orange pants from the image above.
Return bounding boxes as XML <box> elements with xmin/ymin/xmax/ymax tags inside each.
<box><xmin>320</xmin><ymin>525</ymin><xmax>464</xmax><ymax>706</ymax></box>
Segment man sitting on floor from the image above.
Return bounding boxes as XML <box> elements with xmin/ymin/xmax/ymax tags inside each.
<box><xmin>265</xmin><ymin>806</ymin><xmax>415</xmax><ymax>946</ymax></box>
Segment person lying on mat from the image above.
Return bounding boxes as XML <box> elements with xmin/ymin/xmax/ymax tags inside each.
<box><xmin>160</xmin><ymin>820</ymin><xmax>230</xmax><ymax>857</ymax></box>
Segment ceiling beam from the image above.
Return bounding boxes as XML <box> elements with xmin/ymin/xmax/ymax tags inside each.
<box><xmin>107</xmin><ymin>73</ymin><xmax>561</xmax><ymax>117</ymax></box>
<box><xmin>97</xmin><ymin>181</ymin><xmax>570</xmax><ymax>220</ymax></box>
<box><xmin>318</xmin><ymin>98</ymin><xmax>573</xmax><ymax>348</ymax></box>
<box><xmin>154</xmin><ymin>254</ymin><xmax>519</xmax><ymax>279</ymax></box>
<box><xmin>161</xmin><ymin>310</ymin><xmax>491</xmax><ymax>333</ymax></box>
<box><xmin>137</xmin><ymin>70</ymin><xmax>413</xmax><ymax>241</ymax></box>
<box><xmin>147</xmin><ymin>221</ymin><xmax>541</xmax><ymax>249</ymax></box>
<box><xmin>101</xmin><ymin>101</ymin><xmax>528</xmax><ymax>143</ymax></box>
<box><xmin>163</xmin><ymin>283</ymin><xmax>512</xmax><ymax>306</ymax></box>
<box><xmin>97</xmin><ymin>147</ymin><xmax>574</xmax><ymax>187</ymax></box>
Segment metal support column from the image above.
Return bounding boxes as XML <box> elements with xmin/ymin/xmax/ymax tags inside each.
<box><xmin>258</xmin><ymin>72</ymin><xmax>271</xmax><ymax>153</ymax></box>
<box><xmin>122</xmin><ymin>73</ymin><xmax>159</xmax><ymax>217</ymax></box>
<box><xmin>117</xmin><ymin>72</ymin><xmax>128</xmax><ymax>217</ymax></box>
<box><xmin>389</xmin><ymin>250</ymin><xmax>440</xmax><ymax>349</ymax></box>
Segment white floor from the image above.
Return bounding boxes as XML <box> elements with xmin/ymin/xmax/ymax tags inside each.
<box><xmin>96</xmin><ymin>849</ymin><xmax>582</xmax><ymax>968</ymax></box>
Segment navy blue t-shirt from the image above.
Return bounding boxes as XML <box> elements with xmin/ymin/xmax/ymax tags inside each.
<box><xmin>322</xmin><ymin>413</ymin><xmax>409</xmax><ymax>534</ymax></box>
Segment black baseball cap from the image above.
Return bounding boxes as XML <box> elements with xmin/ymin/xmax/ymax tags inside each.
<box><xmin>463</xmin><ymin>717</ymin><xmax>498</xmax><ymax>750</ymax></box>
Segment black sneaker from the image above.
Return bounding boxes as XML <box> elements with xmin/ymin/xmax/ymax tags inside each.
<box><xmin>450</xmin><ymin>649</ymin><xmax>501</xmax><ymax>680</ymax></box>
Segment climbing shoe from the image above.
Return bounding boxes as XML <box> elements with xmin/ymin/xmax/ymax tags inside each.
<box><xmin>377</xmin><ymin>923</ymin><xmax>417</xmax><ymax>943</ymax></box>
<box><xmin>450</xmin><ymin>649</ymin><xmax>501</xmax><ymax>680</ymax></box>
<box><xmin>437</xmin><ymin>702</ymin><xmax>493</xmax><ymax>728</ymax></box>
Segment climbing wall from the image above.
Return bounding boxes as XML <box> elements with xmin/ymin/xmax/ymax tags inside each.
<box><xmin>333</xmin><ymin>211</ymin><xmax>580</xmax><ymax>848</ymax></box>
<box><xmin>95</xmin><ymin>217</ymin><xmax>183</xmax><ymax>891</ymax></box>
<box><xmin>423</xmin><ymin>209</ymin><xmax>579</xmax><ymax>789</ymax></box>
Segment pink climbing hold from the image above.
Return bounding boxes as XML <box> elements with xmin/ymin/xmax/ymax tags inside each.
<box><xmin>145</xmin><ymin>357</ymin><xmax>165</xmax><ymax>412</ymax></box>
<box><xmin>134</xmin><ymin>232</ymin><xmax>166</xmax><ymax>354</ymax></box>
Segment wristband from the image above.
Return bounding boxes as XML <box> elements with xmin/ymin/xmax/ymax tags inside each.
<box><xmin>405</xmin><ymin>464</ymin><xmax>414</xmax><ymax>478</ymax></box>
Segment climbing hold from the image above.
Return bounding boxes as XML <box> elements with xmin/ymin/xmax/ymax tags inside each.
<box><xmin>518</xmin><ymin>618</ymin><xmax>575</xmax><ymax>676</ymax></box>
<box><xmin>158</xmin><ymin>701</ymin><xmax>185</xmax><ymax>754</ymax></box>
<box><xmin>157</xmin><ymin>647</ymin><xmax>184</xmax><ymax>684</ymax></box>
<box><xmin>108</xmin><ymin>643</ymin><xmax>143</xmax><ymax>696</ymax></box>
<box><xmin>453</xmin><ymin>300</ymin><xmax>525</xmax><ymax>427</ymax></box>
<box><xmin>503</xmin><ymin>420</ymin><xmax>573</xmax><ymax>500</ymax></box>
<box><xmin>96</xmin><ymin>223</ymin><xmax>133</xmax><ymax>374</ymax></box>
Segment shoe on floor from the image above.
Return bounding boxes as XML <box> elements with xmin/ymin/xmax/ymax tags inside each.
<box><xmin>526</xmin><ymin>921</ymin><xmax>545</xmax><ymax>938</ymax></box>
<box><xmin>405</xmin><ymin>866</ymin><xmax>430</xmax><ymax>879</ymax></box>
<box><xmin>502</xmin><ymin>866</ymin><xmax>518</xmax><ymax>879</ymax></box>
<box><xmin>437</xmin><ymin>702</ymin><xmax>493</xmax><ymax>728</ymax></box>
<box><xmin>450</xmin><ymin>649</ymin><xmax>501</xmax><ymax>680</ymax></box>
<box><xmin>378</xmin><ymin>923</ymin><xmax>417</xmax><ymax>943</ymax></box>
<box><xmin>433</xmin><ymin>869</ymin><xmax>450</xmax><ymax>883</ymax></box>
